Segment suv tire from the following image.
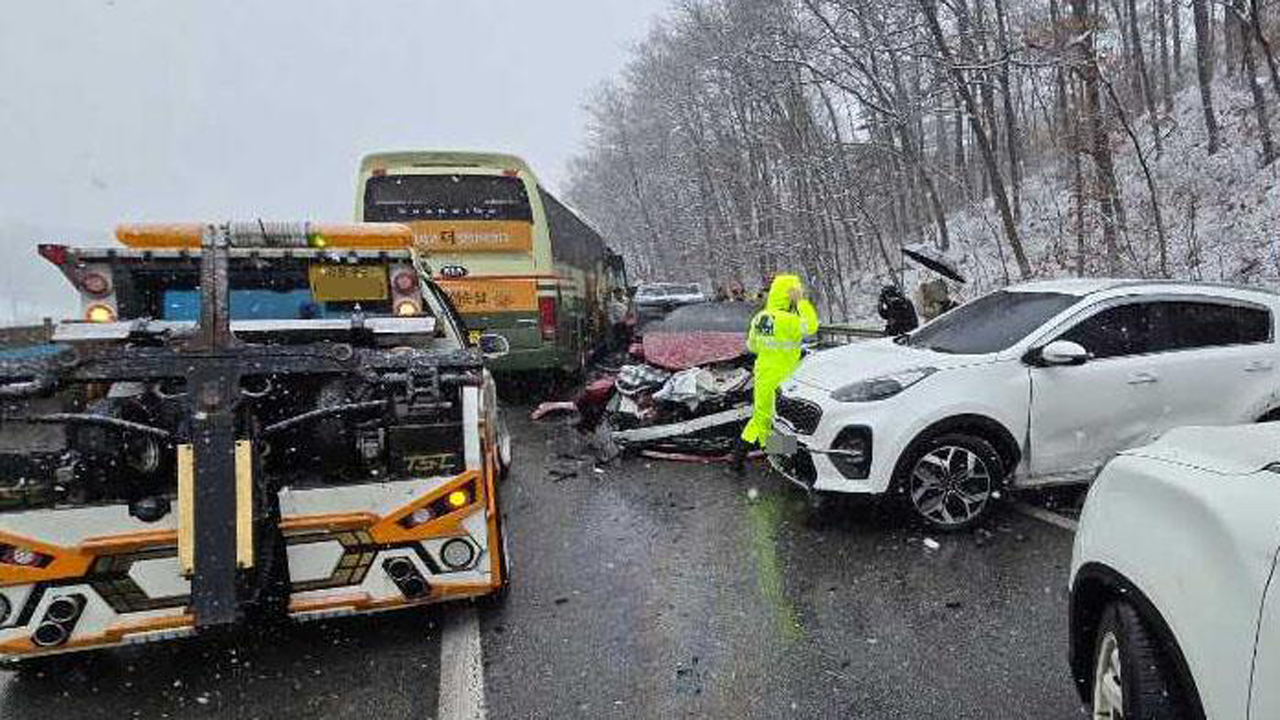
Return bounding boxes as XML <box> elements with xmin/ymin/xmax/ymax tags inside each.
<box><xmin>896</xmin><ymin>432</ymin><xmax>1003</xmax><ymax>531</ymax></box>
<box><xmin>1092</xmin><ymin>601</ymin><xmax>1189</xmax><ymax>719</ymax></box>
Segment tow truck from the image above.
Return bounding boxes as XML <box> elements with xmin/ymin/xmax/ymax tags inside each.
<box><xmin>0</xmin><ymin>221</ymin><xmax>511</xmax><ymax>663</ymax></box>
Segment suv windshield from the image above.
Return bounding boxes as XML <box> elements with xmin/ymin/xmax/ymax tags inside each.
<box><xmin>904</xmin><ymin>290</ymin><xmax>1078</xmax><ymax>354</ymax></box>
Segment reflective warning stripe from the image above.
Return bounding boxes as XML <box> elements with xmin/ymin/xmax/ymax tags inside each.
<box><xmin>755</xmin><ymin>338</ymin><xmax>802</xmax><ymax>351</ymax></box>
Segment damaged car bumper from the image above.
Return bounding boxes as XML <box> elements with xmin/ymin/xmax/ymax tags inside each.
<box><xmin>766</xmin><ymin>378</ymin><xmax>910</xmax><ymax>495</ymax></box>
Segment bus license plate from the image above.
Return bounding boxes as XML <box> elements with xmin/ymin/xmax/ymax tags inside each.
<box><xmin>308</xmin><ymin>265</ymin><xmax>388</xmax><ymax>302</ymax></box>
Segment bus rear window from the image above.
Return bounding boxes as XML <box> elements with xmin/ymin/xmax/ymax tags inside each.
<box><xmin>363</xmin><ymin>175</ymin><xmax>533</xmax><ymax>222</ymax></box>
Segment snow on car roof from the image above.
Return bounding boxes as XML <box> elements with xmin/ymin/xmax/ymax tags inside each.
<box><xmin>1008</xmin><ymin>277</ymin><xmax>1280</xmax><ymax>300</ymax></box>
<box><xmin>1005</xmin><ymin>278</ymin><xmax>1143</xmax><ymax>295</ymax></box>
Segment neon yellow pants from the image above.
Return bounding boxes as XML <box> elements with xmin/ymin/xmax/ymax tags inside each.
<box><xmin>741</xmin><ymin>368</ymin><xmax>787</xmax><ymax>446</ymax></box>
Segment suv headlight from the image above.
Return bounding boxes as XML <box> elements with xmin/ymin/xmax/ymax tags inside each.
<box><xmin>830</xmin><ymin>367</ymin><xmax>937</xmax><ymax>403</ymax></box>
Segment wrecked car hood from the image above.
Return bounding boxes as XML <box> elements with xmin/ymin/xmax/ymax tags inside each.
<box><xmin>643</xmin><ymin>331</ymin><xmax>745</xmax><ymax>370</ymax></box>
<box><xmin>640</xmin><ymin>302</ymin><xmax>756</xmax><ymax>370</ymax></box>
<box><xmin>791</xmin><ymin>338</ymin><xmax>992</xmax><ymax>391</ymax></box>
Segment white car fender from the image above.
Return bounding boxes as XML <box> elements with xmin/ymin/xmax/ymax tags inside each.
<box><xmin>1072</xmin><ymin>453</ymin><xmax>1280</xmax><ymax>719</ymax></box>
<box><xmin>888</xmin><ymin>364</ymin><xmax>1030</xmax><ymax>474</ymax></box>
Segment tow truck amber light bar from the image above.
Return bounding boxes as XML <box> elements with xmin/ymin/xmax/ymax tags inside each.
<box><xmin>115</xmin><ymin>222</ymin><xmax>414</xmax><ymax>250</ymax></box>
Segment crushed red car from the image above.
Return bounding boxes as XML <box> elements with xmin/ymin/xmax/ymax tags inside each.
<box><xmin>535</xmin><ymin>302</ymin><xmax>758</xmax><ymax>456</ymax></box>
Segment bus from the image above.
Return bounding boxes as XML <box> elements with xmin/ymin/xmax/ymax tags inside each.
<box><xmin>355</xmin><ymin>151</ymin><xmax>624</xmax><ymax>374</ymax></box>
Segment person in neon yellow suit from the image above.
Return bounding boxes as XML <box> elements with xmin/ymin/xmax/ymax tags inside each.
<box><xmin>731</xmin><ymin>274</ymin><xmax>818</xmax><ymax>474</ymax></box>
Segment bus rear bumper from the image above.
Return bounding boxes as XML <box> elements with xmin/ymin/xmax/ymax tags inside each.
<box><xmin>488</xmin><ymin>345</ymin><xmax>567</xmax><ymax>373</ymax></box>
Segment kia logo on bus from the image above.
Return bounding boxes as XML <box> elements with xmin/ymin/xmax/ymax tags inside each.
<box><xmin>440</xmin><ymin>265</ymin><xmax>469</xmax><ymax>279</ymax></box>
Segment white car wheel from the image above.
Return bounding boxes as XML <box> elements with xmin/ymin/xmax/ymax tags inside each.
<box><xmin>905</xmin><ymin>436</ymin><xmax>997</xmax><ymax>529</ymax></box>
<box><xmin>1093</xmin><ymin>631</ymin><xmax>1124</xmax><ymax>718</ymax></box>
<box><xmin>1090</xmin><ymin>601</ymin><xmax>1189</xmax><ymax>719</ymax></box>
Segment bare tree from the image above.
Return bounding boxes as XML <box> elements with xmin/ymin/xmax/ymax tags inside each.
<box><xmin>1191</xmin><ymin>0</ymin><xmax>1222</xmax><ymax>154</ymax></box>
<box><xmin>1172</xmin><ymin>0</ymin><xmax>1183</xmax><ymax>80</ymax></box>
<box><xmin>1234</xmin><ymin>0</ymin><xmax>1276</xmax><ymax>165</ymax></box>
<box><xmin>1069</xmin><ymin>0</ymin><xmax>1124</xmax><ymax>273</ymax></box>
<box><xmin>1157</xmin><ymin>0</ymin><xmax>1173</xmax><ymax>112</ymax></box>
<box><xmin>919</xmin><ymin>0</ymin><xmax>1031</xmax><ymax>277</ymax></box>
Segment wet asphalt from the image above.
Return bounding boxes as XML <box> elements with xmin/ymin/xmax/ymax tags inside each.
<box><xmin>485</xmin><ymin>409</ymin><xmax>1085</xmax><ymax>719</ymax></box>
<box><xmin>0</xmin><ymin>609</ymin><xmax>442</xmax><ymax>719</ymax></box>
<box><xmin>0</xmin><ymin>405</ymin><xmax>1086</xmax><ymax>719</ymax></box>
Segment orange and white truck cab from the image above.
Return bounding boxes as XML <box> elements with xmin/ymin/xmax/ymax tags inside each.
<box><xmin>0</xmin><ymin>221</ymin><xmax>511</xmax><ymax>663</ymax></box>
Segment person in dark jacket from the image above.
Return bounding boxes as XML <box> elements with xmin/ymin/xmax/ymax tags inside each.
<box><xmin>878</xmin><ymin>284</ymin><xmax>919</xmax><ymax>336</ymax></box>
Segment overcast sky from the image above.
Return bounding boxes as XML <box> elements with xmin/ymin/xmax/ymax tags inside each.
<box><xmin>0</xmin><ymin>0</ymin><xmax>666</xmax><ymax>321</ymax></box>
<box><xmin>1</xmin><ymin>0</ymin><xmax>664</xmax><ymax>228</ymax></box>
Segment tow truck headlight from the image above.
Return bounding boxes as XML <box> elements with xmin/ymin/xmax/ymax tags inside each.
<box><xmin>392</xmin><ymin>270</ymin><xmax>419</xmax><ymax>294</ymax></box>
<box><xmin>440</xmin><ymin>539</ymin><xmax>476</xmax><ymax>570</ymax></box>
<box><xmin>80</xmin><ymin>271</ymin><xmax>112</xmax><ymax>296</ymax></box>
<box><xmin>831</xmin><ymin>367</ymin><xmax>937</xmax><ymax>403</ymax></box>
<box><xmin>447</xmin><ymin>489</ymin><xmax>469</xmax><ymax>508</ymax></box>
<box><xmin>0</xmin><ymin>543</ymin><xmax>53</xmax><ymax>568</ymax></box>
<box><xmin>397</xmin><ymin>483</ymin><xmax>476</xmax><ymax>529</ymax></box>
<box><xmin>85</xmin><ymin>304</ymin><xmax>116</xmax><ymax>323</ymax></box>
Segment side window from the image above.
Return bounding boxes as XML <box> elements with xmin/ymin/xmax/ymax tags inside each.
<box><xmin>1161</xmin><ymin>301</ymin><xmax>1272</xmax><ymax>350</ymax></box>
<box><xmin>1058</xmin><ymin>303</ymin><xmax>1160</xmax><ymax>359</ymax></box>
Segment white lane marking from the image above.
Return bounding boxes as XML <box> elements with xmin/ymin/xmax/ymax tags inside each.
<box><xmin>437</xmin><ymin>604</ymin><xmax>487</xmax><ymax>720</ymax></box>
<box><xmin>1010</xmin><ymin>501</ymin><xmax>1079</xmax><ymax>532</ymax></box>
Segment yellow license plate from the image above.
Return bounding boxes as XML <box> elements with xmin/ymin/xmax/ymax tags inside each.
<box><xmin>308</xmin><ymin>265</ymin><xmax>388</xmax><ymax>302</ymax></box>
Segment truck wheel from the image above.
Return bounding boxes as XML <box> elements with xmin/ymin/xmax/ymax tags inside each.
<box><xmin>897</xmin><ymin>432</ymin><xmax>1002</xmax><ymax>531</ymax></box>
<box><xmin>1092</xmin><ymin>601</ymin><xmax>1190</xmax><ymax>719</ymax></box>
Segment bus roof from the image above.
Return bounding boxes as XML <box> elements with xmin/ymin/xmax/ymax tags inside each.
<box><xmin>359</xmin><ymin>150</ymin><xmax>538</xmax><ymax>179</ymax></box>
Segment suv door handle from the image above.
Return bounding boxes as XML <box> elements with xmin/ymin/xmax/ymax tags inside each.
<box><xmin>1245</xmin><ymin>360</ymin><xmax>1275</xmax><ymax>373</ymax></box>
<box><xmin>1127</xmin><ymin>372</ymin><xmax>1159</xmax><ymax>385</ymax></box>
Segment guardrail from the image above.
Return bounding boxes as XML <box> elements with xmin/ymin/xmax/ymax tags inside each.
<box><xmin>815</xmin><ymin>323</ymin><xmax>883</xmax><ymax>347</ymax></box>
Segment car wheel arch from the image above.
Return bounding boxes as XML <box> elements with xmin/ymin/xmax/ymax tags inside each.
<box><xmin>893</xmin><ymin>413</ymin><xmax>1022</xmax><ymax>486</ymax></box>
<box><xmin>1069</xmin><ymin>562</ymin><xmax>1207</xmax><ymax>719</ymax></box>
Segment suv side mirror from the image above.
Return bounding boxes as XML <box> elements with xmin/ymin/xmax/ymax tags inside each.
<box><xmin>1035</xmin><ymin>340</ymin><xmax>1090</xmax><ymax>366</ymax></box>
<box><xmin>477</xmin><ymin>333</ymin><xmax>511</xmax><ymax>360</ymax></box>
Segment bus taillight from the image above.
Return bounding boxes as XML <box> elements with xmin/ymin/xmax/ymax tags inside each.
<box><xmin>538</xmin><ymin>296</ymin><xmax>557</xmax><ymax>341</ymax></box>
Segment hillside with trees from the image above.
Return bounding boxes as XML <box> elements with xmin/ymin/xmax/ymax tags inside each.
<box><xmin>567</xmin><ymin>0</ymin><xmax>1280</xmax><ymax>320</ymax></box>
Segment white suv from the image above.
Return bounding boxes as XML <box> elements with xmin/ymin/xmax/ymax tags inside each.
<box><xmin>768</xmin><ymin>279</ymin><xmax>1280</xmax><ymax>528</ymax></box>
<box><xmin>1069</xmin><ymin>423</ymin><xmax>1280</xmax><ymax>719</ymax></box>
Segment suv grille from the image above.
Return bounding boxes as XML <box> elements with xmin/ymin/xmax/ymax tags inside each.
<box><xmin>776</xmin><ymin>392</ymin><xmax>822</xmax><ymax>435</ymax></box>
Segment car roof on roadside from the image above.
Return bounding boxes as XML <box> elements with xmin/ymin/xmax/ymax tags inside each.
<box><xmin>1008</xmin><ymin>277</ymin><xmax>1280</xmax><ymax>299</ymax></box>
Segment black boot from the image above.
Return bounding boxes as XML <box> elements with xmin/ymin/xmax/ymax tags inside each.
<box><xmin>729</xmin><ymin>438</ymin><xmax>750</xmax><ymax>476</ymax></box>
